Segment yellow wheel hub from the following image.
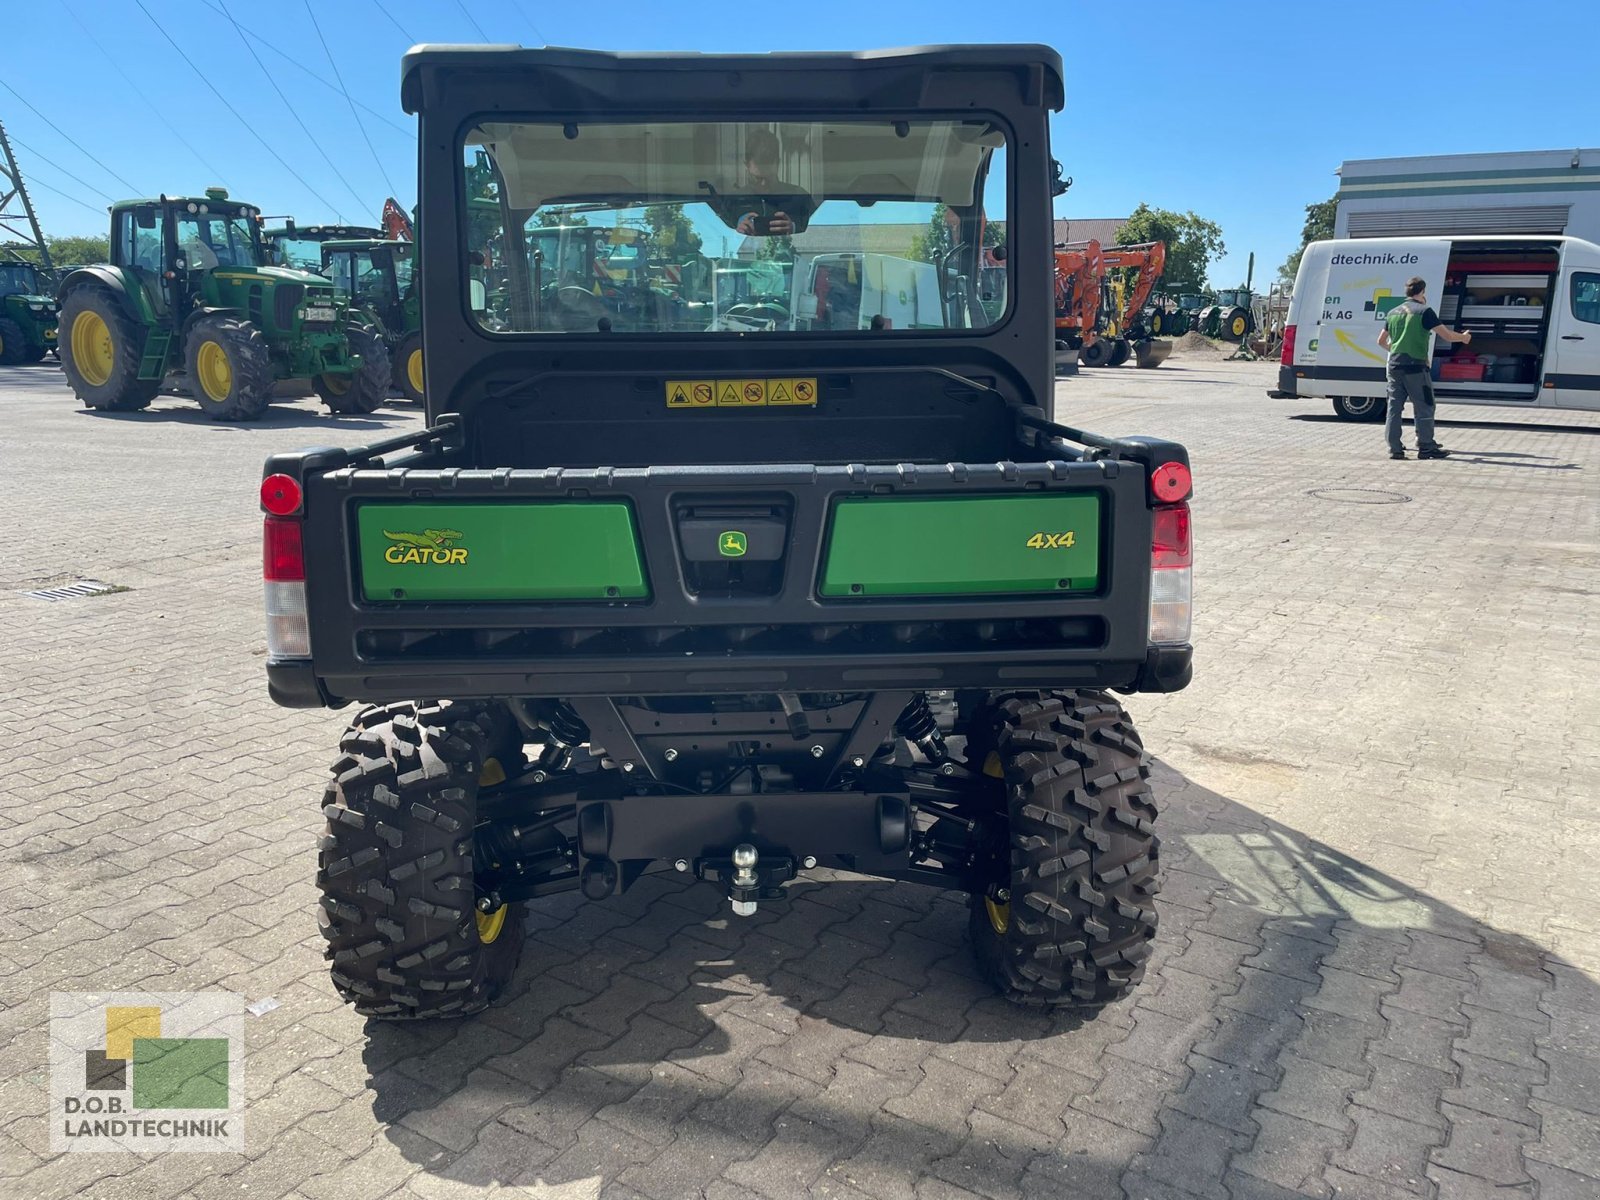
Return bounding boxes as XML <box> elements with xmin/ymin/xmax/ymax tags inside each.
<box><xmin>476</xmin><ymin>905</ymin><xmax>507</xmax><ymax>944</ymax></box>
<box><xmin>1231</xmin><ymin>316</ymin><xmax>1247</xmax><ymax>337</ymax></box>
<box><xmin>195</xmin><ymin>340</ymin><xmax>233</xmax><ymax>401</ymax></box>
<box><xmin>71</xmin><ymin>310</ymin><xmax>115</xmax><ymax>387</ymax></box>
<box><xmin>322</xmin><ymin>372</ymin><xmax>352</xmax><ymax>396</ymax></box>
<box><xmin>407</xmin><ymin>347</ymin><xmax>423</xmax><ymax>395</ymax></box>
<box><xmin>984</xmin><ymin>895</ymin><xmax>1010</xmax><ymax>934</ymax></box>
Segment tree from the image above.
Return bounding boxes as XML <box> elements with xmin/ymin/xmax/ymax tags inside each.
<box><xmin>1114</xmin><ymin>204</ymin><xmax>1225</xmax><ymax>293</ymax></box>
<box><xmin>909</xmin><ymin>205</ymin><xmax>1003</xmax><ymax>264</ymax></box>
<box><xmin>1</xmin><ymin>234</ymin><xmax>110</xmax><ymax>267</ymax></box>
<box><xmin>1279</xmin><ymin>196</ymin><xmax>1336</xmax><ymax>282</ymax></box>
<box><xmin>642</xmin><ymin>204</ymin><xmax>701</xmax><ymax>257</ymax></box>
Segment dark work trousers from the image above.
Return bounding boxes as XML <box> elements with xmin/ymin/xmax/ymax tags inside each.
<box><xmin>1386</xmin><ymin>363</ymin><xmax>1439</xmax><ymax>453</ymax></box>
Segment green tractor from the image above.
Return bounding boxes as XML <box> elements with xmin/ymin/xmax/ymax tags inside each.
<box><xmin>320</xmin><ymin>237</ymin><xmax>423</xmax><ymax>402</ymax></box>
<box><xmin>0</xmin><ymin>259</ymin><xmax>60</xmax><ymax>364</ymax></box>
<box><xmin>1199</xmin><ymin>287</ymin><xmax>1256</xmax><ymax>341</ymax></box>
<box><xmin>58</xmin><ymin>190</ymin><xmax>390</xmax><ymax>420</ymax></box>
<box><xmin>263</xmin><ymin>222</ymin><xmax>385</xmax><ymax>271</ymax></box>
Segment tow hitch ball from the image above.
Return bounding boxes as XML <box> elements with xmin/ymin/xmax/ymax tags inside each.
<box><xmin>730</xmin><ymin>844</ymin><xmax>760</xmax><ymax>917</ymax></box>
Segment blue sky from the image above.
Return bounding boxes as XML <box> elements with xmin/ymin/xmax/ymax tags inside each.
<box><xmin>3</xmin><ymin>0</ymin><xmax>1594</xmax><ymax>286</ymax></box>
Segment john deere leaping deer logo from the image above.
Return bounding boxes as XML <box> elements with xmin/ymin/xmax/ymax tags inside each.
<box><xmin>383</xmin><ymin>528</ymin><xmax>469</xmax><ymax>565</ymax></box>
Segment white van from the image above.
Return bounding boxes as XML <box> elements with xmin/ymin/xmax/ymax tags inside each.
<box><xmin>1273</xmin><ymin>235</ymin><xmax>1600</xmax><ymax>420</ymax></box>
<box><xmin>794</xmin><ymin>253</ymin><xmax>948</xmax><ymax>331</ymax></box>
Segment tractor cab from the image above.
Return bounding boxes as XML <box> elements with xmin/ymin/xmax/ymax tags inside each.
<box><xmin>111</xmin><ymin>189</ymin><xmax>272</xmax><ymax>315</ymax></box>
<box><xmin>0</xmin><ymin>259</ymin><xmax>59</xmax><ymax>363</ymax></box>
<box><xmin>320</xmin><ymin>238</ymin><xmax>414</xmax><ymax>336</ymax></box>
<box><xmin>264</xmin><ymin>222</ymin><xmax>386</xmax><ymax>271</ymax></box>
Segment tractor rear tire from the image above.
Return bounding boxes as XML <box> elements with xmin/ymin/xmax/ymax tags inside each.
<box><xmin>1228</xmin><ymin>310</ymin><xmax>1251</xmax><ymax>340</ymax></box>
<box><xmin>57</xmin><ymin>285</ymin><xmax>159</xmax><ymax>411</ymax></box>
<box><xmin>1148</xmin><ymin>311</ymin><xmax>1164</xmax><ymax>337</ymax></box>
<box><xmin>395</xmin><ymin>331</ymin><xmax>424</xmax><ymax>403</ymax></box>
<box><xmin>316</xmin><ymin>699</ymin><xmax>527</xmax><ymax>1019</ymax></box>
<box><xmin>1079</xmin><ymin>338</ymin><xmax>1111</xmax><ymax>368</ymax></box>
<box><xmin>1108</xmin><ymin>338</ymin><xmax>1131</xmax><ymax>367</ymax></box>
<box><xmin>185</xmin><ymin>315</ymin><xmax>272</xmax><ymax>421</ymax></box>
<box><xmin>316</xmin><ymin>323</ymin><xmax>390</xmax><ymax>414</ymax></box>
<box><xmin>967</xmin><ymin>690</ymin><xmax>1159</xmax><ymax>1009</ymax></box>
<box><xmin>0</xmin><ymin>318</ymin><xmax>27</xmax><ymax>365</ymax></box>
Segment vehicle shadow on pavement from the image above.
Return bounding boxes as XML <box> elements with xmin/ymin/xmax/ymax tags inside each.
<box><xmin>1290</xmin><ymin>412</ymin><xmax>1600</xmax><ymax>436</ymax></box>
<box><xmin>75</xmin><ymin>400</ymin><xmax>417</xmax><ymax>432</ymax></box>
<box><xmin>356</xmin><ymin>758</ymin><xmax>1597</xmax><ymax>1198</ymax></box>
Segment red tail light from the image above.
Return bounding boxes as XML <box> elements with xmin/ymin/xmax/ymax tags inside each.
<box><xmin>1151</xmin><ymin>503</ymin><xmax>1192</xmax><ymax>569</ymax></box>
<box><xmin>1280</xmin><ymin>323</ymin><xmax>1297</xmax><ymax>365</ymax></box>
<box><xmin>260</xmin><ymin>473</ymin><xmax>303</xmax><ymax>516</ymax></box>
<box><xmin>1150</xmin><ymin>461</ymin><xmax>1192</xmax><ymax>504</ymax></box>
<box><xmin>263</xmin><ymin>517</ymin><xmax>305</xmax><ymax>582</ymax></box>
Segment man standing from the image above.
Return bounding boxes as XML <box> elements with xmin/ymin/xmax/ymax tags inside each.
<box><xmin>1378</xmin><ymin>276</ymin><xmax>1472</xmax><ymax>460</ymax></box>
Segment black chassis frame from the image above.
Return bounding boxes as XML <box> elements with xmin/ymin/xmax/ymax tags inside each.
<box><xmin>266</xmin><ymin>47</ymin><xmax>1191</xmax><ymax>893</ymax></box>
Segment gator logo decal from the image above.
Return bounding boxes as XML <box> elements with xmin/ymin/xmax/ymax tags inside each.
<box><xmin>383</xmin><ymin>528</ymin><xmax>468</xmax><ymax>565</ymax></box>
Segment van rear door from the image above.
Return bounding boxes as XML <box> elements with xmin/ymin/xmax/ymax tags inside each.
<box><xmin>1312</xmin><ymin>238</ymin><xmax>1452</xmax><ymax>398</ymax></box>
<box><xmin>1547</xmin><ymin>264</ymin><xmax>1600</xmax><ymax>411</ymax></box>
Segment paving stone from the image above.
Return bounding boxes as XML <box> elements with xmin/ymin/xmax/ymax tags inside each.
<box><xmin>1524</xmin><ymin>1099</ymin><xmax>1600</xmax><ymax>1177</ymax></box>
<box><xmin>1023</xmin><ymin>1110</ymin><xmax>1153</xmax><ymax>1200</ymax></box>
<box><xmin>1429</xmin><ymin>1102</ymin><xmax>1534</xmax><ymax>1187</ymax></box>
<box><xmin>1128</xmin><ymin>1109</ymin><xmax>1247</xmax><ymax>1199</ymax></box>
<box><xmin>1352</xmin><ymin>1052</ymin><xmax>1452</xmax><ymax>1132</ymax></box>
<box><xmin>1260</xmin><ymin>1052</ymin><xmax>1364</xmax><ymax>1133</ymax></box>
<box><xmin>1230</xmin><ymin>1110</ymin><xmax>1344</xmax><ymax>1196</ymax></box>
<box><xmin>1329</xmin><ymin>1107</ymin><xmax>1445</xmax><ymax>1196</ymax></box>
<box><xmin>1442</xmin><ymin>1051</ymin><xmax>1541</xmax><ymax>1126</ymax></box>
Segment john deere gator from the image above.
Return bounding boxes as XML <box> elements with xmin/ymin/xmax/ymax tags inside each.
<box><xmin>57</xmin><ymin>190</ymin><xmax>389</xmax><ymax>421</ymax></box>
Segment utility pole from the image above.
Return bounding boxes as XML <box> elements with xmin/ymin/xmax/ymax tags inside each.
<box><xmin>0</xmin><ymin>119</ymin><xmax>52</xmax><ymax>270</ymax></box>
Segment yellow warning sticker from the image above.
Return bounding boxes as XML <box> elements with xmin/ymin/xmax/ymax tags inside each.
<box><xmin>665</xmin><ymin>378</ymin><xmax>817</xmax><ymax>409</ymax></box>
<box><xmin>665</xmin><ymin>380</ymin><xmax>715</xmax><ymax>408</ymax></box>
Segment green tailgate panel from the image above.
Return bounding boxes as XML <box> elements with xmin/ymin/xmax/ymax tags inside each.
<box><xmin>357</xmin><ymin>502</ymin><xmax>648</xmax><ymax>601</ymax></box>
<box><xmin>821</xmin><ymin>494</ymin><xmax>1101</xmax><ymax>597</ymax></box>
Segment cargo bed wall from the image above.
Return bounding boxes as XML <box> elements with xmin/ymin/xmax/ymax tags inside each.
<box><xmin>287</xmin><ymin>455</ymin><xmax>1156</xmax><ymax>705</ymax></box>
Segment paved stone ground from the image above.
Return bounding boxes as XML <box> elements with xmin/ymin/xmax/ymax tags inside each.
<box><xmin>2</xmin><ymin>356</ymin><xmax>1598</xmax><ymax>1199</ymax></box>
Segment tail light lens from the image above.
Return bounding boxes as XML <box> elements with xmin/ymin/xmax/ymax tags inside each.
<box><xmin>1149</xmin><ymin>501</ymin><xmax>1192</xmax><ymax>645</ymax></box>
<box><xmin>1280</xmin><ymin>323</ymin><xmax>1297</xmax><ymax>365</ymax></box>
<box><xmin>264</xmin><ymin>516</ymin><xmax>310</xmax><ymax>658</ymax></box>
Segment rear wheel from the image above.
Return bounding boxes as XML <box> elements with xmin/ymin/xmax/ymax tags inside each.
<box><xmin>1148</xmin><ymin>311</ymin><xmax>1164</xmax><ymax>337</ymax></box>
<box><xmin>395</xmin><ymin>331</ymin><xmax>424</xmax><ymax>403</ymax></box>
<box><xmin>1079</xmin><ymin>338</ymin><xmax>1111</xmax><ymax>368</ymax></box>
<box><xmin>316</xmin><ymin>322</ymin><xmax>389</xmax><ymax>414</ymax></box>
<box><xmin>1108</xmin><ymin>338</ymin><xmax>1131</xmax><ymax>367</ymax></box>
<box><xmin>0</xmin><ymin>317</ymin><xmax>27</xmax><ymax>365</ymax></box>
<box><xmin>1332</xmin><ymin>395</ymin><xmax>1386</xmax><ymax>422</ymax></box>
<box><xmin>967</xmin><ymin>690</ymin><xmax>1159</xmax><ymax>1008</ymax></box>
<box><xmin>186</xmin><ymin>315</ymin><xmax>272</xmax><ymax>421</ymax></box>
<box><xmin>1228</xmin><ymin>311</ymin><xmax>1250</xmax><ymax>340</ymax></box>
<box><xmin>58</xmin><ymin>285</ymin><xmax>159</xmax><ymax>411</ymax></box>
<box><xmin>317</xmin><ymin>700</ymin><xmax>527</xmax><ymax>1019</ymax></box>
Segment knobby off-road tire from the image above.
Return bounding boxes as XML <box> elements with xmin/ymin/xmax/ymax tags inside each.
<box><xmin>395</xmin><ymin>330</ymin><xmax>424</xmax><ymax>403</ymax></box>
<box><xmin>968</xmin><ymin>690</ymin><xmax>1160</xmax><ymax>1008</ymax></box>
<box><xmin>315</xmin><ymin>322</ymin><xmax>390</xmax><ymax>414</ymax></box>
<box><xmin>185</xmin><ymin>314</ymin><xmax>272</xmax><ymax>421</ymax></box>
<box><xmin>317</xmin><ymin>700</ymin><xmax>527</xmax><ymax>1019</ymax></box>
<box><xmin>0</xmin><ymin>317</ymin><xmax>28</xmax><ymax>365</ymax></box>
<box><xmin>57</xmin><ymin>285</ymin><xmax>160</xmax><ymax>411</ymax></box>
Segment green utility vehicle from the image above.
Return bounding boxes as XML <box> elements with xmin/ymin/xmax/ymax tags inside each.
<box><xmin>264</xmin><ymin>46</ymin><xmax>1193</xmax><ymax>1020</ymax></box>
<box><xmin>57</xmin><ymin>190</ymin><xmax>390</xmax><ymax>420</ymax></box>
<box><xmin>0</xmin><ymin>259</ymin><xmax>59</xmax><ymax>364</ymax></box>
<box><xmin>322</xmin><ymin>238</ymin><xmax>424</xmax><ymax>402</ymax></box>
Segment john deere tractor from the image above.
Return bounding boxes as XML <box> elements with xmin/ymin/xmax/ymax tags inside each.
<box><xmin>321</xmin><ymin>238</ymin><xmax>423</xmax><ymax>402</ymax></box>
<box><xmin>57</xmin><ymin>189</ymin><xmax>389</xmax><ymax>421</ymax></box>
<box><xmin>0</xmin><ymin>259</ymin><xmax>59</xmax><ymax>364</ymax></box>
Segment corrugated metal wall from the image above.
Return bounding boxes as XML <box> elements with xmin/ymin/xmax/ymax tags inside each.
<box><xmin>1346</xmin><ymin>204</ymin><xmax>1571</xmax><ymax>236</ymax></box>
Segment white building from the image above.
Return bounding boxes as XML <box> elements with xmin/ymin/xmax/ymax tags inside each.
<box><xmin>1334</xmin><ymin>147</ymin><xmax>1600</xmax><ymax>240</ymax></box>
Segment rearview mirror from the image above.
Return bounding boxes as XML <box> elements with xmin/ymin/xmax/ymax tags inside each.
<box><xmin>134</xmin><ymin>206</ymin><xmax>157</xmax><ymax>229</ymax></box>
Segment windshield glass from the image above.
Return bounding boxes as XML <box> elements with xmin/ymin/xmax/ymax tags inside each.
<box><xmin>0</xmin><ymin>263</ymin><xmax>42</xmax><ymax>295</ymax></box>
<box><xmin>175</xmin><ymin>212</ymin><xmax>260</xmax><ymax>269</ymax></box>
<box><xmin>461</xmin><ymin>118</ymin><xmax>1007</xmax><ymax>335</ymax></box>
<box><xmin>328</xmin><ymin>249</ymin><xmax>396</xmax><ymax>309</ymax></box>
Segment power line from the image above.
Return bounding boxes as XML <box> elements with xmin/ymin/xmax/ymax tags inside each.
<box><xmin>369</xmin><ymin>0</ymin><xmax>416</xmax><ymax>43</ymax></box>
<box><xmin>195</xmin><ymin>0</ymin><xmax>412</xmax><ymax>137</ymax></box>
<box><xmin>304</xmin><ymin>0</ymin><xmax>404</xmax><ymax>205</ymax></box>
<box><xmin>60</xmin><ymin>0</ymin><xmax>231</xmax><ymax>186</ymax></box>
<box><xmin>453</xmin><ymin>0</ymin><xmax>490</xmax><ymax>41</ymax></box>
<box><xmin>509</xmin><ymin>0</ymin><xmax>549</xmax><ymax>44</ymax></box>
<box><xmin>0</xmin><ymin>78</ymin><xmax>140</xmax><ymax>194</ymax></box>
<box><xmin>5</xmin><ymin>132</ymin><xmax>117</xmax><ymax>204</ymax></box>
<box><xmin>131</xmin><ymin>0</ymin><xmax>346</xmax><ymax>217</ymax></box>
<box><xmin>218</xmin><ymin>0</ymin><xmax>360</xmax><ymax>221</ymax></box>
<box><xmin>11</xmin><ymin>171</ymin><xmax>106</xmax><ymax>219</ymax></box>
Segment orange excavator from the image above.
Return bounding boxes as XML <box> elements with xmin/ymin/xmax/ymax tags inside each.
<box><xmin>1081</xmin><ymin>240</ymin><xmax>1171</xmax><ymax>368</ymax></box>
<box><xmin>1053</xmin><ymin>238</ymin><xmax>1103</xmax><ymax>373</ymax></box>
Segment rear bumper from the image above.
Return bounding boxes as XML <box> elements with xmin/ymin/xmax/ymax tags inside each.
<box><xmin>1269</xmin><ymin>365</ymin><xmax>1298</xmax><ymax>398</ymax></box>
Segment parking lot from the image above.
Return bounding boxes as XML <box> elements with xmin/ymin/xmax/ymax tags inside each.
<box><xmin>2</xmin><ymin>354</ymin><xmax>1598</xmax><ymax>1199</ymax></box>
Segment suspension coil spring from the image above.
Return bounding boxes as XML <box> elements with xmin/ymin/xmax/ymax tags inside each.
<box><xmin>538</xmin><ymin>702</ymin><xmax>589</xmax><ymax>771</ymax></box>
<box><xmin>897</xmin><ymin>695</ymin><xmax>946</xmax><ymax>761</ymax></box>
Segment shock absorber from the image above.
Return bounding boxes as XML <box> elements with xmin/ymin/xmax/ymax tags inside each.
<box><xmin>537</xmin><ymin>702</ymin><xmax>589</xmax><ymax>772</ymax></box>
<box><xmin>897</xmin><ymin>695</ymin><xmax>947</xmax><ymax>763</ymax></box>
